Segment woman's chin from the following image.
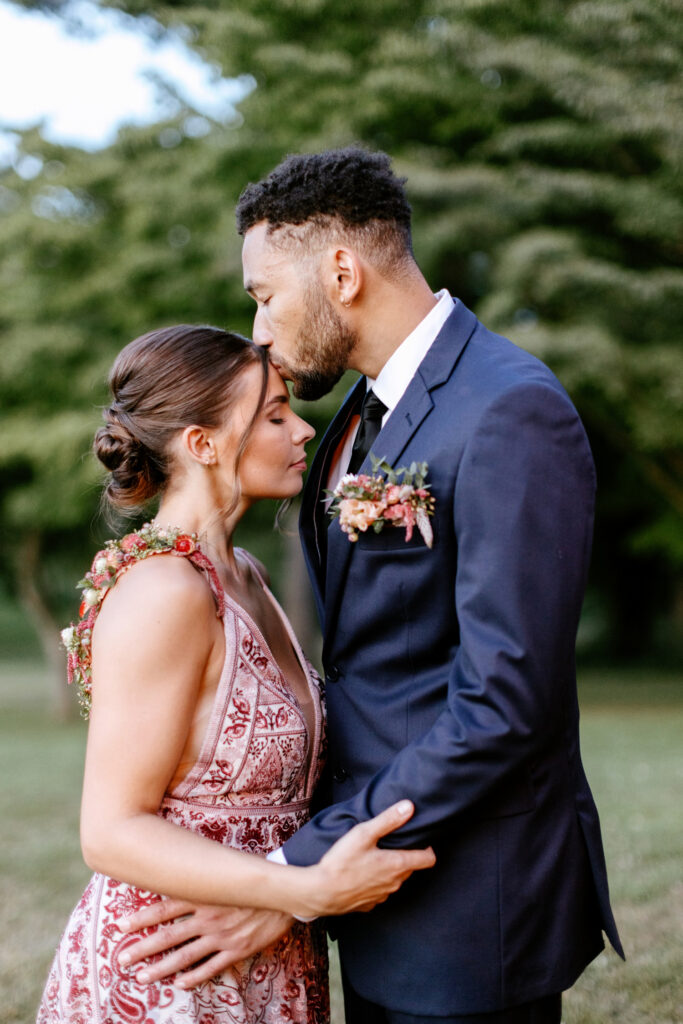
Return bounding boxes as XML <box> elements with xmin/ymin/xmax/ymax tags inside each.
<box><xmin>253</xmin><ymin>480</ymin><xmax>305</xmax><ymax>502</ymax></box>
<box><xmin>286</xmin><ymin>479</ymin><xmax>306</xmax><ymax>497</ymax></box>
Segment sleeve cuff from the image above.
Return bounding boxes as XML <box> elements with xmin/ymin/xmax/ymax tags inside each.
<box><xmin>266</xmin><ymin>846</ymin><xmax>318</xmax><ymax>923</ymax></box>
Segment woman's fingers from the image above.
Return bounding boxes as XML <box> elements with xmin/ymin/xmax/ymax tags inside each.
<box><xmin>313</xmin><ymin>801</ymin><xmax>437</xmax><ymax>917</ymax></box>
<box><xmin>358</xmin><ymin>800</ymin><xmax>415</xmax><ymax>843</ymax></box>
<box><xmin>350</xmin><ymin>800</ymin><xmax>436</xmax><ymax>870</ymax></box>
<box><xmin>396</xmin><ymin>845</ymin><xmax>437</xmax><ymax>872</ymax></box>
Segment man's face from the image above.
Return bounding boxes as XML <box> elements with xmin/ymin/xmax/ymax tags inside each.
<box><xmin>242</xmin><ymin>221</ymin><xmax>357</xmax><ymax>401</ymax></box>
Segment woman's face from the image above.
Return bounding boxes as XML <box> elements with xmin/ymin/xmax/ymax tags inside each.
<box><xmin>216</xmin><ymin>362</ymin><xmax>315</xmax><ymax>505</ymax></box>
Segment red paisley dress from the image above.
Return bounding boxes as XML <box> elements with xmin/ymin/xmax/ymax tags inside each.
<box><xmin>37</xmin><ymin>546</ymin><xmax>329</xmax><ymax>1024</ymax></box>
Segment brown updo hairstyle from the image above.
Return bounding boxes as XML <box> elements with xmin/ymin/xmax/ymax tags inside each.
<box><xmin>94</xmin><ymin>325</ymin><xmax>269</xmax><ymax>511</ymax></box>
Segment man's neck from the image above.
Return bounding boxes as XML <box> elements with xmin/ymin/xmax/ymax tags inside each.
<box><xmin>349</xmin><ymin>274</ymin><xmax>438</xmax><ymax>379</ymax></box>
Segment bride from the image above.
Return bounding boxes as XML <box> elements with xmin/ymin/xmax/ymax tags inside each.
<box><xmin>37</xmin><ymin>324</ymin><xmax>434</xmax><ymax>1024</ymax></box>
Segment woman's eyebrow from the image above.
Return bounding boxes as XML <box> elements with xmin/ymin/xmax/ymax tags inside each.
<box><xmin>265</xmin><ymin>394</ymin><xmax>289</xmax><ymax>407</ymax></box>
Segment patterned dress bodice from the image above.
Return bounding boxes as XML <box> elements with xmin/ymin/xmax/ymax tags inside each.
<box><xmin>38</xmin><ymin>543</ymin><xmax>329</xmax><ymax>1024</ymax></box>
<box><xmin>160</xmin><ymin>561</ymin><xmax>326</xmax><ymax>853</ymax></box>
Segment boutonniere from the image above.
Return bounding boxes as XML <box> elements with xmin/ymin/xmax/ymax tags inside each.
<box><xmin>327</xmin><ymin>454</ymin><xmax>435</xmax><ymax>547</ymax></box>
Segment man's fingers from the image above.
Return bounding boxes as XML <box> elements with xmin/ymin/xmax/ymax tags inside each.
<box><xmin>119</xmin><ymin>919</ymin><xmax>198</xmax><ymax>969</ymax></box>
<box><xmin>176</xmin><ymin>951</ymin><xmax>241</xmax><ymax>989</ymax></box>
<box><xmin>361</xmin><ymin>800</ymin><xmax>415</xmax><ymax>843</ymax></box>
<box><xmin>121</xmin><ymin>898</ymin><xmax>196</xmax><ymax>933</ymax></box>
<box><xmin>117</xmin><ymin>906</ymin><xmax>293</xmax><ymax>988</ymax></box>
<box><xmin>133</xmin><ymin>938</ymin><xmax>214</xmax><ymax>985</ymax></box>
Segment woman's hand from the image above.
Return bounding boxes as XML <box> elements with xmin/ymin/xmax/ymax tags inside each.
<box><xmin>301</xmin><ymin>800</ymin><xmax>436</xmax><ymax>918</ymax></box>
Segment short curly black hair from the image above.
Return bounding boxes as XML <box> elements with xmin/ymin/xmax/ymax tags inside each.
<box><xmin>235</xmin><ymin>147</ymin><xmax>414</xmax><ymax>271</ymax></box>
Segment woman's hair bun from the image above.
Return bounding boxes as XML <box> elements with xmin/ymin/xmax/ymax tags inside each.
<box><xmin>95</xmin><ymin>413</ymin><xmax>139</xmax><ymax>472</ymax></box>
<box><xmin>94</xmin><ymin>407</ymin><xmax>162</xmax><ymax>508</ymax></box>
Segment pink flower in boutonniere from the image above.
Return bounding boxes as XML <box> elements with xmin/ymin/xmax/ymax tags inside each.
<box><xmin>328</xmin><ymin>455</ymin><xmax>435</xmax><ymax>547</ymax></box>
<box><xmin>338</xmin><ymin>498</ymin><xmax>385</xmax><ymax>535</ymax></box>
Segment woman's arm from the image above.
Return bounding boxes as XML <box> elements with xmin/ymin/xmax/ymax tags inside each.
<box><xmin>80</xmin><ymin>555</ymin><xmax>433</xmax><ymax>921</ymax></box>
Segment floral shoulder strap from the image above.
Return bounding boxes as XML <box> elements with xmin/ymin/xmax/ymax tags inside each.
<box><xmin>61</xmin><ymin>523</ymin><xmax>225</xmax><ymax>717</ymax></box>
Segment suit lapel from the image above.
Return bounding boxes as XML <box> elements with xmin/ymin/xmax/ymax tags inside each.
<box><xmin>323</xmin><ymin>380</ymin><xmax>435</xmax><ymax>643</ymax></box>
<box><xmin>323</xmin><ymin>301</ymin><xmax>479</xmax><ymax>643</ymax></box>
<box><xmin>299</xmin><ymin>377</ymin><xmax>365</xmax><ymax>618</ymax></box>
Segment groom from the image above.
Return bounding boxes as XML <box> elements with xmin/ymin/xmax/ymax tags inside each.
<box><xmin>124</xmin><ymin>148</ymin><xmax>622</xmax><ymax>1021</ymax></box>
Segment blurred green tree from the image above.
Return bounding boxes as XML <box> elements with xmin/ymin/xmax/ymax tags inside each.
<box><xmin>1</xmin><ymin>0</ymin><xmax>681</xmax><ymax>708</ymax></box>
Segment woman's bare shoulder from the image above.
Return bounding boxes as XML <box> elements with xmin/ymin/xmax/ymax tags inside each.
<box><xmin>94</xmin><ymin>554</ymin><xmax>216</xmax><ymax>638</ymax></box>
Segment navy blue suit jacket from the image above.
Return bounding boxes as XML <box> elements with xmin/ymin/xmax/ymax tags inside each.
<box><xmin>284</xmin><ymin>300</ymin><xmax>623</xmax><ymax>1015</ymax></box>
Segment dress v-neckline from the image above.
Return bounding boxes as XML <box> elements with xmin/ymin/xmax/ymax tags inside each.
<box><xmin>201</xmin><ymin>546</ymin><xmax>322</xmax><ymax>800</ymax></box>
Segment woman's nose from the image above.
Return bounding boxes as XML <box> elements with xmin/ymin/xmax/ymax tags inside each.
<box><xmin>295</xmin><ymin>415</ymin><xmax>315</xmax><ymax>443</ymax></box>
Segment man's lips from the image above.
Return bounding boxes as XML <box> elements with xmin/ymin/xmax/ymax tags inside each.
<box><xmin>267</xmin><ymin>356</ymin><xmax>295</xmax><ymax>382</ymax></box>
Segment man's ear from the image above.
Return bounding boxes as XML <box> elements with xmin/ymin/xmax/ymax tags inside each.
<box><xmin>324</xmin><ymin>246</ymin><xmax>363</xmax><ymax>308</ymax></box>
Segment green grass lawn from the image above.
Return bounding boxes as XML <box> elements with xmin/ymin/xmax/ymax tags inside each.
<box><xmin>1</xmin><ymin>663</ymin><xmax>681</xmax><ymax>1023</ymax></box>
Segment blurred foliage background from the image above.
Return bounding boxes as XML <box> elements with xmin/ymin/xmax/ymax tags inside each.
<box><xmin>0</xmin><ymin>0</ymin><xmax>682</xmax><ymax>717</ymax></box>
<box><xmin>1</xmin><ymin>4</ymin><xmax>682</xmax><ymax>1021</ymax></box>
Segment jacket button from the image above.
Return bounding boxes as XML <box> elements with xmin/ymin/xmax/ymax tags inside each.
<box><xmin>333</xmin><ymin>767</ymin><xmax>349</xmax><ymax>783</ymax></box>
<box><xmin>326</xmin><ymin>665</ymin><xmax>340</xmax><ymax>682</ymax></box>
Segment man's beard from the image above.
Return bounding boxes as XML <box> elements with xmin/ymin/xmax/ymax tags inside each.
<box><xmin>284</xmin><ymin>280</ymin><xmax>358</xmax><ymax>401</ymax></box>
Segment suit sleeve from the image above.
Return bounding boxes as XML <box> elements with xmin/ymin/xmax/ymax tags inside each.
<box><xmin>283</xmin><ymin>380</ymin><xmax>596</xmax><ymax>863</ymax></box>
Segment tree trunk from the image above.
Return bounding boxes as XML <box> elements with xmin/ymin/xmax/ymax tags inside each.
<box><xmin>15</xmin><ymin>530</ymin><xmax>74</xmax><ymax>720</ymax></box>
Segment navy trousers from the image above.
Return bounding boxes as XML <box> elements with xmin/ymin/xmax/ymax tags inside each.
<box><xmin>341</xmin><ymin>967</ymin><xmax>562</xmax><ymax>1024</ymax></box>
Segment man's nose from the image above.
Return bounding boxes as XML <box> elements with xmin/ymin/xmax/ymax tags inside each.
<box><xmin>252</xmin><ymin>308</ymin><xmax>272</xmax><ymax>348</ymax></box>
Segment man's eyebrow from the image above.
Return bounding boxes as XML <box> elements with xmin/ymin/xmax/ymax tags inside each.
<box><xmin>244</xmin><ymin>279</ymin><xmax>262</xmax><ymax>296</ymax></box>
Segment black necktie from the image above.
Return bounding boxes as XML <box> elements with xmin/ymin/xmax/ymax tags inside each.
<box><xmin>347</xmin><ymin>389</ymin><xmax>387</xmax><ymax>475</ymax></box>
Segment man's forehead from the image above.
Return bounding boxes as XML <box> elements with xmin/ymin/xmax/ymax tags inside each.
<box><xmin>242</xmin><ymin>220</ymin><xmax>269</xmax><ymax>258</ymax></box>
<box><xmin>242</xmin><ymin>223</ymin><xmax>277</xmax><ymax>282</ymax></box>
<box><xmin>242</xmin><ymin>221</ymin><xmax>305</xmax><ymax>287</ymax></box>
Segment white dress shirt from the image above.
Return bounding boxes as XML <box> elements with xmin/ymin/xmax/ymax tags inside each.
<box><xmin>267</xmin><ymin>290</ymin><xmax>455</xmax><ymax>906</ymax></box>
<box><xmin>327</xmin><ymin>289</ymin><xmax>455</xmax><ymax>493</ymax></box>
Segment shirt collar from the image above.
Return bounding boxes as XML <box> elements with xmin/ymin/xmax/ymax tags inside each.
<box><xmin>368</xmin><ymin>289</ymin><xmax>455</xmax><ymax>412</ymax></box>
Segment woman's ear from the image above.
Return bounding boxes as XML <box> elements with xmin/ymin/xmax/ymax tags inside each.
<box><xmin>180</xmin><ymin>425</ymin><xmax>216</xmax><ymax>467</ymax></box>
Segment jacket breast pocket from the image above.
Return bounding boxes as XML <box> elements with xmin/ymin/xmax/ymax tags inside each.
<box><xmin>355</xmin><ymin>520</ymin><xmax>438</xmax><ymax>552</ymax></box>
